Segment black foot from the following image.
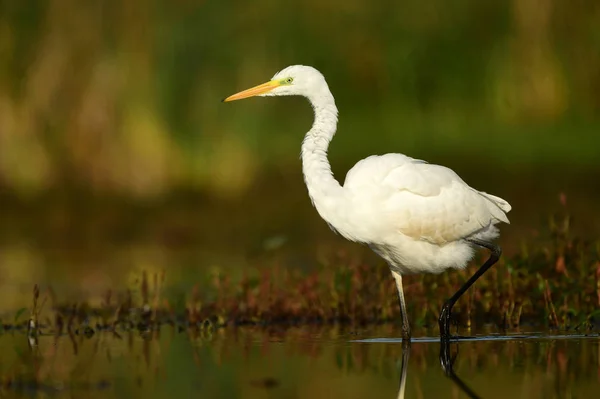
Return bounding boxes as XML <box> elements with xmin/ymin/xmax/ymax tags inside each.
<box><xmin>438</xmin><ymin>301</ymin><xmax>453</xmax><ymax>339</ymax></box>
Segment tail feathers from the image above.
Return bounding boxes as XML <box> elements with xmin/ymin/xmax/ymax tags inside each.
<box><xmin>481</xmin><ymin>192</ymin><xmax>512</xmax><ymax>212</ymax></box>
<box><xmin>479</xmin><ymin>192</ymin><xmax>512</xmax><ymax>224</ymax></box>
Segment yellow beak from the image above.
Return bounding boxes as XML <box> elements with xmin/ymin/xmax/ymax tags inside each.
<box><xmin>222</xmin><ymin>80</ymin><xmax>280</xmax><ymax>102</ymax></box>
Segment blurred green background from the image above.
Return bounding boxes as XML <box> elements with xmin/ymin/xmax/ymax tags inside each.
<box><xmin>0</xmin><ymin>0</ymin><xmax>599</xmax><ymax>307</ymax></box>
<box><xmin>1</xmin><ymin>0</ymin><xmax>599</xmax><ymax>197</ymax></box>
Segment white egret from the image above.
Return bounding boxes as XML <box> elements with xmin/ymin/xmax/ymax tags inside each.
<box><xmin>223</xmin><ymin>65</ymin><xmax>511</xmax><ymax>340</ymax></box>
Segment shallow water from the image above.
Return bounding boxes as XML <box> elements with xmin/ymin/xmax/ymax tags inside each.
<box><xmin>3</xmin><ymin>325</ymin><xmax>599</xmax><ymax>398</ymax></box>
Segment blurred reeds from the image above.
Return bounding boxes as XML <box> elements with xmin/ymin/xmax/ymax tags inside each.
<box><xmin>0</xmin><ymin>210</ymin><xmax>593</xmax><ymax>337</ymax></box>
<box><xmin>1</xmin><ymin>1</ymin><xmax>599</xmax><ymax>199</ymax></box>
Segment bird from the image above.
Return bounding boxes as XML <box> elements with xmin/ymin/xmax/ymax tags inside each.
<box><xmin>223</xmin><ymin>65</ymin><xmax>511</xmax><ymax>341</ymax></box>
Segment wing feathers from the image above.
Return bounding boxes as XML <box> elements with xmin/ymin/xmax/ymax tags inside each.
<box><xmin>382</xmin><ymin>161</ymin><xmax>511</xmax><ymax>244</ymax></box>
<box><xmin>343</xmin><ymin>154</ymin><xmax>511</xmax><ymax>245</ymax></box>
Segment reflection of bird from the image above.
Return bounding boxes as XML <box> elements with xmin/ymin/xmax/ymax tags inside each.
<box><xmin>396</xmin><ymin>339</ymin><xmax>481</xmax><ymax>399</ymax></box>
<box><xmin>223</xmin><ymin>65</ymin><xmax>511</xmax><ymax>340</ymax></box>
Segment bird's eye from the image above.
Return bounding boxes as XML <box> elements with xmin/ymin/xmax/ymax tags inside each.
<box><xmin>285</xmin><ymin>77</ymin><xmax>294</xmax><ymax>84</ymax></box>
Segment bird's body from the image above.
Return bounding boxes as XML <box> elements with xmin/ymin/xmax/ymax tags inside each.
<box><xmin>224</xmin><ymin>65</ymin><xmax>511</xmax><ymax>340</ymax></box>
<box><xmin>314</xmin><ymin>152</ymin><xmax>510</xmax><ymax>276</ymax></box>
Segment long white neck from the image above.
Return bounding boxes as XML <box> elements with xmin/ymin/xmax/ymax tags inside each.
<box><xmin>301</xmin><ymin>89</ymin><xmax>345</xmax><ymax>227</ymax></box>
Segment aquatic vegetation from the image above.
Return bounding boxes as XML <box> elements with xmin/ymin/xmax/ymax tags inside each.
<box><xmin>198</xmin><ymin>213</ymin><xmax>599</xmax><ymax>332</ymax></box>
<box><xmin>0</xmin><ymin>211</ymin><xmax>593</xmax><ymax>339</ymax></box>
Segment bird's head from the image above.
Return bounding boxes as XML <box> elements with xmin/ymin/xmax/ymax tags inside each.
<box><xmin>223</xmin><ymin>65</ymin><xmax>329</xmax><ymax>102</ymax></box>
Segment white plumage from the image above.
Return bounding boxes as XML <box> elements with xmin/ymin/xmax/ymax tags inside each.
<box><xmin>224</xmin><ymin>65</ymin><xmax>511</xmax><ymax>340</ymax></box>
<box><xmin>342</xmin><ymin>153</ymin><xmax>511</xmax><ymax>274</ymax></box>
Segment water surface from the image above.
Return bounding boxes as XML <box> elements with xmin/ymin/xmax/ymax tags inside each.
<box><xmin>3</xmin><ymin>325</ymin><xmax>599</xmax><ymax>398</ymax></box>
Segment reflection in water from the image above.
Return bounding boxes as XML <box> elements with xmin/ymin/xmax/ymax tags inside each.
<box><xmin>1</xmin><ymin>325</ymin><xmax>599</xmax><ymax>398</ymax></box>
<box><xmin>359</xmin><ymin>328</ymin><xmax>600</xmax><ymax>399</ymax></box>
<box><xmin>439</xmin><ymin>339</ymin><xmax>481</xmax><ymax>399</ymax></box>
<box><xmin>397</xmin><ymin>339</ymin><xmax>482</xmax><ymax>399</ymax></box>
<box><xmin>396</xmin><ymin>340</ymin><xmax>410</xmax><ymax>399</ymax></box>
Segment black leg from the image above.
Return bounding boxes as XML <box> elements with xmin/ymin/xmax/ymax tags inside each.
<box><xmin>439</xmin><ymin>239</ymin><xmax>501</xmax><ymax>339</ymax></box>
